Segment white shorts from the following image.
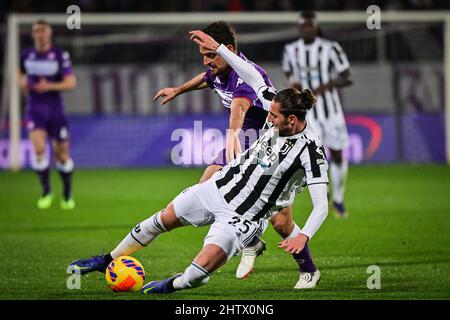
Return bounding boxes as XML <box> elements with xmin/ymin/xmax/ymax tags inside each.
<box><xmin>172</xmin><ymin>179</ymin><xmax>264</xmax><ymax>260</ymax></box>
<box><xmin>307</xmin><ymin>114</ymin><xmax>349</xmax><ymax>151</ymax></box>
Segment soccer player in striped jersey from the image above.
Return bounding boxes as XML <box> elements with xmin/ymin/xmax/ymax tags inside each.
<box><xmin>68</xmin><ymin>86</ymin><xmax>329</xmax><ymax>294</ymax></box>
<box><xmin>189</xmin><ymin>30</ymin><xmax>324</xmax><ymax>288</ymax></box>
<box><xmin>282</xmin><ymin>11</ymin><xmax>353</xmax><ymax>217</ymax></box>
<box><xmin>153</xmin><ymin>21</ymin><xmax>293</xmax><ymax>281</ymax></box>
<box><xmin>154</xmin><ymin>21</ymin><xmax>320</xmax><ymax>284</ymax></box>
<box><xmin>19</xmin><ymin>20</ymin><xmax>77</xmax><ymax>210</ymax></box>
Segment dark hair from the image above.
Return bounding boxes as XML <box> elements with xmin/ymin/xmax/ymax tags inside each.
<box><xmin>274</xmin><ymin>88</ymin><xmax>316</xmax><ymax>121</ymax></box>
<box><xmin>202</xmin><ymin>21</ymin><xmax>237</xmax><ymax>49</ymax></box>
<box><xmin>300</xmin><ymin>11</ymin><xmax>317</xmax><ymax>20</ymax></box>
<box><xmin>299</xmin><ymin>11</ymin><xmax>323</xmax><ymax>37</ymax></box>
<box><xmin>34</xmin><ymin>20</ymin><xmax>51</xmax><ymax>27</ymax></box>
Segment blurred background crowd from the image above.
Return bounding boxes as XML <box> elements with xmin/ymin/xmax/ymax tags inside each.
<box><xmin>1</xmin><ymin>0</ymin><xmax>449</xmax><ymax>21</ymax></box>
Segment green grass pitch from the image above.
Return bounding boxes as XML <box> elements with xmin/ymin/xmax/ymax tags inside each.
<box><xmin>0</xmin><ymin>165</ymin><xmax>449</xmax><ymax>300</ymax></box>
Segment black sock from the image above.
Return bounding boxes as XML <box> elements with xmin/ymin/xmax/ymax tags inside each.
<box><xmin>104</xmin><ymin>253</ymin><xmax>113</xmax><ymax>265</ymax></box>
<box><xmin>58</xmin><ymin>170</ymin><xmax>73</xmax><ymax>200</ymax></box>
<box><xmin>36</xmin><ymin>168</ymin><xmax>51</xmax><ymax>196</ymax></box>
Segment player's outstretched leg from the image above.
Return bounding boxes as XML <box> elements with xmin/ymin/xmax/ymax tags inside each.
<box><xmin>142</xmin><ymin>243</ymin><xmax>227</xmax><ymax>294</ymax></box>
<box><xmin>69</xmin><ymin>206</ymin><xmax>179</xmax><ymax>275</ymax></box>
<box><xmin>235</xmin><ymin>219</ymin><xmax>267</xmax><ymax>279</ymax></box>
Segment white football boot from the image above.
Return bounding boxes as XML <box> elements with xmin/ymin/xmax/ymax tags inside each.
<box><xmin>294</xmin><ymin>268</ymin><xmax>321</xmax><ymax>289</ymax></box>
<box><xmin>235</xmin><ymin>239</ymin><xmax>266</xmax><ymax>279</ymax></box>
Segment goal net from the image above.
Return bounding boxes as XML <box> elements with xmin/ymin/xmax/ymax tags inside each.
<box><xmin>1</xmin><ymin>12</ymin><xmax>449</xmax><ymax>169</ymax></box>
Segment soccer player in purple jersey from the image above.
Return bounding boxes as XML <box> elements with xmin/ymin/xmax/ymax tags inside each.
<box><xmin>154</xmin><ymin>21</ymin><xmax>320</xmax><ymax>288</ymax></box>
<box><xmin>19</xmin><ymin>20</ymin><xmax>77</xmax><ymax>210</ymax></box>
<box><xmin>154</xmin><ymin>21</ymin><xmax>269</xmax><ymax>179</ymax></box>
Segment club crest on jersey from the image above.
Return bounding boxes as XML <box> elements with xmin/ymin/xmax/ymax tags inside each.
<box><xmin>280</xmin><ymin>140</ymin><xmax>294</xmax><ymax>155</ymax></box>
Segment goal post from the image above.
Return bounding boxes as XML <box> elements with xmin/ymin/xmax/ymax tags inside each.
<box><xmin>5</xmin><ymin>11</ymin><xmax>450</xmax><ymax>169</ymax></box>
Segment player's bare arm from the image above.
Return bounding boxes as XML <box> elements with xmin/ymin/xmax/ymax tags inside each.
<box><xmin>18</xmin><ymin>72</ymin><xmax>29</xmax><ymax>95</ymax></box>
<box><xmin>226</xmin><ymin>97</ymin><xmax>251</xmax><ymax>162</ymax></box>
<box><xmin>153</xmin><ymin>72</ymin><xmax>208</xmax><ymax>105</ymax></box>
<box><xmin>313</xmin><ymin>69</ymin><xmax>353</xmax><ymax>96</ymax></box>
<box><xmin>33</xmin><ymin>74</ymin><xmax>77</xmax><ymax>94</ymax></box>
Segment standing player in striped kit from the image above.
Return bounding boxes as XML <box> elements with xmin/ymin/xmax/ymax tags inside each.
<box><xmin>19</xmin><ymin>20</ymin><xmax>77</xmax><ymax>210</ymax></box>
<box><xmin>282</xmin><ymin>11</ymin><xmax>353</xmax><ymax>217</ymax></box>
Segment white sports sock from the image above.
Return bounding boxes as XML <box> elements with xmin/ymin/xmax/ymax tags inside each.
<box><xmin>172</xmin><ymin>262</ymin><xmax>210</xmax><ymax>290</ymax></box>
<box><xmin>110</xmin><ymin>210</ymin><xmax>167</xmax><ymax>259</ymax></box>
<box><xmin>32</xmin><ymin>154</ymin><xmax>49</xmax><ymax>171</ymax></box>
<box><xmin>330</xmin><ymin>160</ymin><xmax>348</xmax><ymax>204</ymax></box>
<box><xmin>285</xmin><ymin>222</ymin><xmax>302</xmax><ymax>240</ymax></box>
<box><xmin>56</xmin><ymin>158</ymin><xmax>74</xmax><ymax>173</ymax></box>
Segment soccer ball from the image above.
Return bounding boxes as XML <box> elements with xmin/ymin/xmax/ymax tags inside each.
<box><xmin>105</xmin><ymin>256</ymin><xmax>145</xmax><ymax>292</ymax></box>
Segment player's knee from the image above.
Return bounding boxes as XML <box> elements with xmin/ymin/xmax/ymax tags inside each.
<box><xmin>34</xmin><ymin>144</ymin><xmax>46</xmax><ymax>156</ymax></box>
<box><xmin>181</xmin><ymin>262</ymin><xmax>210</xmax><ymax>289</ymax></box>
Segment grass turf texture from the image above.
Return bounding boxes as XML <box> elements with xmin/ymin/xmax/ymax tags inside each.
<box><xmin>0</xmin><ymin>165</ymin><xmax>449</xmax><ymax>300</ymax></box>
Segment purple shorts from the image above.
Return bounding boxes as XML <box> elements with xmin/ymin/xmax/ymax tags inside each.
<box><xmin>26</xmin><ymin>109</ymin><xmax>69</xmax><ymax>142</ymax></box>
<box><xmin>212</xmin><ymin>128</ymin><xmax>262</xmax><ymax>166</ymax></box>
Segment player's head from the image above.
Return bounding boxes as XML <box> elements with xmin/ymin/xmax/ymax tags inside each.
<box><xmin>298</xmin><ymin>11</ymin><xmax>319</xmax><ymax>43</ymax></box>
<box><xmin>268</xmin><ymin>88</ymin><xmax>316</xmax><ymax>136</ymax></box>
<box><xmin>199</xmin><ymin>21</ymin><xmax>237</xmax><ymax>75</ymax></box>
<box><xmin>32</xmin><ymin>20</ymin><xmax>52</xmax><ymax>50</ymax></box>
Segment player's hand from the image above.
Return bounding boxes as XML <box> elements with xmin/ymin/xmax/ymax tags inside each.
<box><xmin>189</xmin><ymin>30</ymin><xmax>220</xmax><ymax>51</ymax></box>
<box><xmin>33</xmin><ymin>78</ymin><xmax>53</xmax><ymax>94</ymax></box>
<box><xmin>19</xmin><ymin>77</ymin><xmax>29</xmax><ymax>95</ymax></box>
<box><xmin>225</xmin><ymin>129</ymin><xmax>242</xmax><ymax>163</ymax></box>
<box><xmin>313</xmin><ymin>83</ymin><xmax>330</xmax><ymax>96</ymax></box>
<box><xmin>278</xmin><ymin>233</ymin><xmax>309</xmax><ymax>255</ymax></box>
<box><xmin>153</xmin><ymin>87</ymin><xmax>178</xmax><ymax>105</ymax></box>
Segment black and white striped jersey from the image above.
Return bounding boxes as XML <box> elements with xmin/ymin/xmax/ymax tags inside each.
<box><xmin>212</xmin><ymin>123</ymin><xmax>328</xmax><ymax>222</ymax></box>
<box><xmin>282</xmin><ymin>37</ymin><xmax>350</xmax><ymax>122</ymax></box>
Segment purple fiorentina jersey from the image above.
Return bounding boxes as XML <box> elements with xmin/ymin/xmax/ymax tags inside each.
<box><xmin>204</xmin><ymin>52</ymin><xmax>272</xmax><ymax>131</ymax></box>
<box><xmin>20</xmin><ymin>46</ymin><xmax>73</xmax><ymax>113</ymax></box>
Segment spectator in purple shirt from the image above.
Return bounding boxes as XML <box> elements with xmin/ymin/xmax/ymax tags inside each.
<box><xmin>19</xmin><ymin>20</ymin><xmax>77</xmax><ymax>210</ymax></box>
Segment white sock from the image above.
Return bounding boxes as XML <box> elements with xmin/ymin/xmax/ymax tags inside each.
<box><xmin>330</xmin><ymin>160</ymin><xmax>348</xmax><ymax>204</ymax></box>
<box><xmin>172</xmin><ymin>262</ymin><xmax>210</xmax><ymax>290</ymax></box>
<box><xmin>285</xmin><ymin>222</ymin><xmax>302</xmax><ymax>240</ymax></box>
<box><xmin>32</xmin><ymin>154</ymin><xmax>49</xmax><ymax>171</ymax></box>
<box><xmin>56</xmin><ymin>158</ymin><xmax>74</xmax><ymax>173</ymax></box>
<box><xmin>110</xmin><ymin>210</ymin><xmax>167</xmax><ymax>259</ymax></box>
